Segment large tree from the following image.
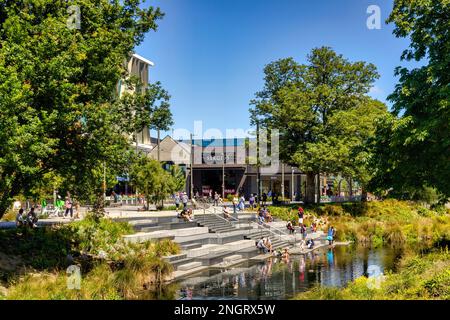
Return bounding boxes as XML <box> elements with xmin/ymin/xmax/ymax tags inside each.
<box><xmin>250</xmin><ymin>47</ymin><xmax>381</xmax><ymax>204</ymax></box>
<box><xmin>368</xmin><ymin>0</ymin><xmax>449</xmax><ymax>201</ymax></box>
<box><xmin>130</xmin><ymin>155</ymin><xmax>176</xmax><ymax>210</ymax></box>
<box><xmin>0</xmin><ymin>0</ymin><xmax>164</xmax><ymax>218</ymax></box>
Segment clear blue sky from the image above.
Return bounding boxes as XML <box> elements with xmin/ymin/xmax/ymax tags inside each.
<box><xmin>136</xmin><ymin>0</ymin><xmax>417</xmax><ymax>139</ymax></box>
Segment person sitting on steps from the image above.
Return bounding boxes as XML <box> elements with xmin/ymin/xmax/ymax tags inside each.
<box><xmin>264</xmin><ymin>237</ymin><xmax>273</xmax><ymax>254</ymax></box>
<box><xmin>223</xmin><ymin>206</ymin><xmax>232</xmax><ymax>220</ymax></box>
<box><xmin>256</xmin><ymin>237</ymin><xmax>268</xmax><ymax>254</ymax></box>
<box><xmin>286</xmin><ymin>220</ymin><xmax>295</xmax><ymax>234</ymax></box>
<box><xmin>27</xmin><ymin>207</ymin><xmax>38</xmax><ymax>228</ymax></box>
<box><xmin>16</xmin><ymin>209</ymin><xmax>25</xmax><ymax>228</ymax></box>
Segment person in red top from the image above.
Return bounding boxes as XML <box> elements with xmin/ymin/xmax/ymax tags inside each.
<box><xmin>297</xmin><ymin>207</ymin><xmax>304</xmax><ymax>226</ymax></box>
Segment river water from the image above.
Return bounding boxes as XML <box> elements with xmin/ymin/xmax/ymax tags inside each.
<box><xmin>172</xmin><ymin>245</ymin><xmax>404</xmax><ymax>300</ymax></box>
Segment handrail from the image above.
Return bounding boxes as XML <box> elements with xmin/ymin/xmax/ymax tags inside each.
<box><xmin>197</xmin><ymin>204</ymin><xmax>296</xmax><ymax>245</ymax></box>
<box><xmin>206</xmin><ymin>206</ymin><xmax>239</xmax><ymax>224</ymax></box>
<box><xmin>247</xmin><ymin>217</ymin><xmax>294</xmax><ymax>243</ymax></box>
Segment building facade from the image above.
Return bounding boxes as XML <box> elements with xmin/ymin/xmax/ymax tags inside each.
<box><xmin>150</xmin><ymin>136</ymin><xmax>305</xmax><ymax>199</ymax></box>
<box><xmin>118</xmin><ymin>53</ymin><xmax>157</xmax><ymax>154</ymax></box>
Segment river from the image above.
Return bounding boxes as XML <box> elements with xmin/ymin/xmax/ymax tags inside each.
<box><xmin>171</xmin><ymin>245</ymin><xmax>404</xmax><ymax>300</ymax></box>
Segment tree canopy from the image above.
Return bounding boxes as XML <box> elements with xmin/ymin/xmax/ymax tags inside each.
<box><xmin>250</xmin><ymin>47</ymin><xmax>386</xmax><ymax>203</ymax></box>
<box><xmin>368</xmin><ymin>0</ymin><xmax>449</xmax><ymax>201</ymax></box>
<box><xmin>0</xmin><ymin>0</ymin><xmax>164</xmax><ymax>217</ymax></box>
<box><xmin>130</xmin><ymin>155</ymin><xmax>177</xmax><ymax>209</ymax></box>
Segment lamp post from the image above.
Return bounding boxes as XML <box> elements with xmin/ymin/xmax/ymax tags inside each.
<box><xmin>190</xmin><ymin>133</ymin><xmax>194</xmax><ymax>199</ymax></box>
<box><xmin>281</xmin><ymin>161</ymin><xmax>285</xmax><ymax>201</ymax></box>
<box><xmin>291</xmin><ymin>167</ymin><xmax>295</xmax><ymax>201</ymax></box>
<box><xmin>256</xmin><ymin>121</ymin><xmax>261</xmax><ymax>206</ymax></box>
<box><xmin>222</xmin><ymin>160</ymin><xmax>225</xmax><ymax>199</ymax></box>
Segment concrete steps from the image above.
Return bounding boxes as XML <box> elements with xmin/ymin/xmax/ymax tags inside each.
<box><xmin>177</xmin><ymin>261</ymin><xmax>203</xmax><ymax>271</ymax></box>
<box><xmin>164</xmin><ymin>253</ymin><xmax>187</xmax><ymax>263</ymax></box>
<box><xmin>180</xmin><ymin>242</ymin><xmax>203</xmax><ymax>250</ymax></box>
<box><xmin>171</xmin><ymin>257</ymin><xmax>197</xmax><ymax>269</ymax></box>
<box><xmin>195</xmin><ymin>214</ymin><xmax>238</xmax><ymax>234</ymax></box>
<box><xmin>223</xmin><ymin>254</ymin><xmax>243</xmax><ymax>263</ymax></box>
<box><xmin>123</xmin><ymin>231</ymin><xmax>174</xmax><ymax>243</ymax></box>
<box><xmin>186</xmin><ymin>244</ymin><xmax>219</xmax><ymax>258</ymax></box>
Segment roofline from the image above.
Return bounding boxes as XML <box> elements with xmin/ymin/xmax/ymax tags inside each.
<box><xmin>132</xmin><ymin>53</ymin><xmax>155</xmax><ymax>67</ymax></box>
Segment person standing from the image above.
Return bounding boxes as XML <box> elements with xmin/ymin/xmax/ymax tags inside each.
<box><xmin>262</xmin><ymin>193</ymin><xmax>267</xmax><ymax>205</ymax></box>
<box><xmin>182</xmin><ymin>192</ymin><xmax>188</xmax><ymax>209</ymax></box>
<box><xmin>300</xmin><ymin>224</ymin><xmax>307</xmax><ymax>241</ymax></box>
<box><xmin>327</xmin><ymin>226</ymin><xmax>336</xmax><ymax>246</ymax></box>
<box><xmin>238</xmin><ymin>195</ymin><xmax>245</xmax><ymax>211</ymax></box>
<box><xmin>249</xmin><ymin>194</ymin><xmax>255</xmax><ymax>209</ymax></box>
<box><xmin>214</xmin><ymin>192</ymin><xmax>219</xmax><ymax>206</ymax></box>
<box><xmin>174</xmin><ymin>193</ymin><xmax>181</xmax><ymax>212</ymax></box>
<box><xmin>297</xmin><ymin>206</ymin><xmax>304</xmax><ymax>226</ymax></box>
<box><xmin>65</xmin><ymin>192</ymin><xmax>73</xmax><ymax>219</ymax></box>
<box><xmin>232</xmin><ymin>194</ymin><xmax>238</xmax><ymax>214</ymax></box>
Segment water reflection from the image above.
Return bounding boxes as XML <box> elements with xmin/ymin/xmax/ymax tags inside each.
<box><xmin>174</xmin><ymin>246</ymin><xmax>403</xmax><ymax>300</ymax></box>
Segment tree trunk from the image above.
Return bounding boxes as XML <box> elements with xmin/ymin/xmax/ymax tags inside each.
<box><xmin>0</xmin><ymin>193</ymin><xmax>12</xmax><ymax>220</ymax></box>
<box><xmin>0</xmin><ymin>178</ymin><xmax>20</xmax><ymax>220</ymax></box>
<box><xmin>348</xmin><ymin>178</ymin><xmax>353</xmax><ymax>197</ymax></box>
<box><xmin>92</xmin><ymin>193</ymin><xmax>106</xmax><ymax>220</ymax></box>
<box><xmin>316</xmin><ymin>173</ymin><xmax>321</xmax><ymax>204</ymax></box>
<box><xmin>361</xmin><ymin>185</ymin><xmax>368</xmax><ymax>202</ymax></box>
<box><xmin>304</xmin><ymin>172</ymin><xmax>316</xmax><ymax>205</ymax></box>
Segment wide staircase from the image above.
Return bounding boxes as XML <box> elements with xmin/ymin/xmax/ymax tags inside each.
<box><xmin>244</xmin><ymin>228</ymin><xmax>291</xmax><ymax>251</ymax></box>
<box><xmin>195</xmin><ymin>213</ymin><xmax>238</xmax><ymax>233</ymax></box>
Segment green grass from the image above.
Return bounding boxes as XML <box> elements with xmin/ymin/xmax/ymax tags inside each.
<box><xmin>268</xmin><ymin>200</ymin><xmax>450</xmax><ymax>248</ymax></box>
<box><xmin>1</xmin><ymin>216</ymin><xmax>180</xmax><ymax>299</ymax></box>
<box><xmin>294</xmin><ymin>249</ymin><xmax>450</xmax><ymax>300</ymax></box>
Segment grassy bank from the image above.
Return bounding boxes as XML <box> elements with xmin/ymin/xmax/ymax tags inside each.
<box><xmin>294</xmin><ymin>249</ymin><xmax>450</xmax><ymax>300</ymax></box>
<box><xmin>269</xmin><ymin>200</ymin><xmax>450</xmax><ymax>248</ymax></box>
<box><xmin>0</xmin><ymin>215</ymin><xmax>180</xmax><ymax>299</ymax></box>
<box><xmin>268</xmin><ymin>200</ymin><xmax>450</xmax><ymax>300</ymax></box>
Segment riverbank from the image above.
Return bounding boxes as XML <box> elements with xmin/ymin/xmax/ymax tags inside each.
<box><xmin>269</xmin><ymin>200</ymin><xmax>450</xmax><ymax>248</ymax></box>
<box><xmin>265</xmin><ymin>200</ymin><xmax>450</xmax><ymax>300</ymax></box>
<box><xmin>293</xmin><ymin>248</ymin><xmax>450</xmax><ymax>300</ymax></box>
<box><xmin>0</xmin><ymin>215</ymin><xmax>180</xmax><ymax>300</ymax></box>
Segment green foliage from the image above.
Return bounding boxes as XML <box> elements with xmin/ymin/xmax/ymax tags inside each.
<box><xmin>369</xmin><ymin>0</ymin><xmax>450</xmax><ymax>200</ymax></box>
<box><xmin>0</xmin><ymin>226</ymin><xmax>75</xmax><ymax>271</ymax></box>
<box><xmin>130</xmin><ymin>155</ymin><xmax>176</xmax><ymax>209</ymax></box>
<box><xmin>269</xmin><ymin>200</ymin><xmax>450</xmax><ymax>247</ymax></box>
<box><xmin>68</xmin><ymin>215</ymin><xmax>133</xmax><ymax>257</ymax></box>
<box><xmin>0</xmin><ymin>209</ymin><xmax>15</xmax><ymax>222</ymax></box>
<box><xmin>169</xmin><ymin>165</ymin><xmax>186</xmax><ymax>193</ymax></box>
<box><xmin>2</xmin><ymin>217</ymin><xmax>180</xmax><ymax>299</ymax></box>
<box><xmin>0</xmin><ymin>0</ymin><xmax>165</xmax><ymax>218</ymax></box>
<box><xmin>250</xmin><ymin>47</ymin><xmax>387</xmax><ymax>203</ymax></box>
<box><xmin>295</xmin><ymin>249</ymin><xmax>450</xmax><ymax>300</ymax></box>
<box><xmin>119</xmin><ymin>78</ymin><xmax>172</xmax><ymax>136</ymax></box>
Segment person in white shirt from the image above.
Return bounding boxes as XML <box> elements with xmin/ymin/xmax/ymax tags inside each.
<box><xmin>256</xmin><ymin>237</ymin><xmax>268</xmax><ymax>253</ymax></box>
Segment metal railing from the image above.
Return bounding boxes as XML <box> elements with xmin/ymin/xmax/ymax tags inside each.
<box><xmin>246</xmin><ymin>216</ymin><xmax>294</xmax><ymax>243</ymax></box>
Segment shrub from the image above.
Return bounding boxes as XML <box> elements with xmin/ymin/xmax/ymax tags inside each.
<box><xmin>1</xmin><ymin>209</ymin><xmax>16</xmax><ymax>222</ymax></box>
<box><xmin>294</xmin><ymin>249</ymin><xmax>450</xmax><ymax>300</ymax></box>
